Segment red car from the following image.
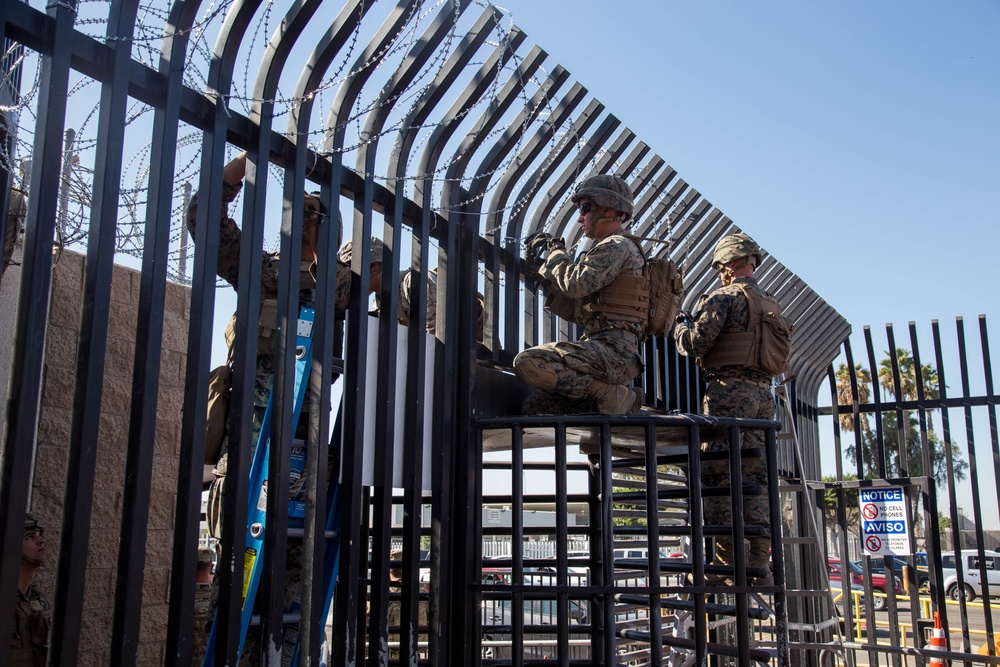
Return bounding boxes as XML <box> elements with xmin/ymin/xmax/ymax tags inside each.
<box><xmin>828</xmin><ymin>559</ymin><xmax>903</xmax><ymax>611</ymax></box>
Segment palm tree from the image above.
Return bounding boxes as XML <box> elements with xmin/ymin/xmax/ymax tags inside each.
<box><xmin>836</xmin><ymin>350</ymin><xmax>968</xmax><ymax>538</ymax></box>
<box><xmin>835</xmin><ymin>362</ymin><xmax>877</xmax><ymax>476</ymax></box>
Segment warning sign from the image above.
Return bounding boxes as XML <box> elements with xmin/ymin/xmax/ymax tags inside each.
<box><xmin>859</xmin><ymin>487</ymin><xmax>911</xmax><ymax>556</ymax></box>
<box><xmin>242</xmin><ymin>547</ymin><xmax>257</xmax><ymax>608</ymax></box>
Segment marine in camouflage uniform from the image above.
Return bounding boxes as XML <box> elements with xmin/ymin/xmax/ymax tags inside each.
<box><xmin>12</xmin><ymin>514</ymin><xmax>51</xmax><ymax>667</ymax></box>
<box><xmin>384</xmin><ymin>548</ymin><xmax>429</xmax><ymax>660</ymax></box>
<box><xmin>188</xmin><ymin>152</ymin><xmax>374</xmax><ymax>662</ymax></box>
<box><xmin>673</xmin><ymin>233</ymin><xmax>776</xmax><ymax>584</ymax></box>
<box><xmin>191</xmin><ymin>547</ymin><xmax>216</xmax><ymax>666</ymax></box>
<box><xmin>514</xmin><ymin>174</ymin><xmax>645</xmax><ymax>415</ymax></box>
<box><xmin>3</xmin><ymin>187</ymin><xmax>26</xmax><ymax>275</ymax></box>
<box><xmin>393</xmin><ymin>266</ymin><xmax>485</xmax><ymax>341</ymax></box>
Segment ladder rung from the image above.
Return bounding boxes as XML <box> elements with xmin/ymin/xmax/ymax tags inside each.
<box><xmin>249</xmin><ymin>611</ymin><xmax>301</xmax><ymax>627</ymax></box>
<box><xmin>783</xmin><ymin>589</ymin><xmax>841</xmax><ymax>597</ymax></box>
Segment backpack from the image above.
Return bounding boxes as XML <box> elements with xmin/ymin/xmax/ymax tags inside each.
<box><xmin>644</xmin><ymin>254</ymin><xmax>685</xmax><ymax>338</ymax></box>
<box><xmin>739</xmin><ymin>284</ymin><xmax>795</xmax><ymax>376</ymax></box>
<box><xmin>700</xmin><ymin>283</ymin><xmax>795</xmax><ymax>377</ymax></box>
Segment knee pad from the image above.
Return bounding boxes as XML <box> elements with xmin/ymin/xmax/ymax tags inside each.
<box><xmin>513</xmin><ymin>354</ymin><xmax>558</xmax><ymax>391</ymax></box>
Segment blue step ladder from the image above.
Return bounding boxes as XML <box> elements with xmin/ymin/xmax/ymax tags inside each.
<box><xmin>203</xmin><ymin>306</ymin><xmax>344</xmax><ymax>666</ymax></box>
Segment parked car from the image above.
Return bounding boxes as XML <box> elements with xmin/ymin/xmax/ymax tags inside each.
<box><xmin>942</xmin><ymin>549</ymin><xmax>1000</xmax><ymax>601</ymax></box>
<box><xmin>827</xmin><ymin>559</ymin><xmax>902</xmax><ymax>611</ymax></box>
<box><xmin>864</xmin><ymin>555</ymin><xmax>929</xmax><ymax>592</ymax></box>
<box><xmin>481</xmin><ymin>597</ymin><xmax>589</xmax><ymax>660</ymax></box>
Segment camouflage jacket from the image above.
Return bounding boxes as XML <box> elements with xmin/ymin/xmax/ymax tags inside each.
<box><xmin>390</xmin><ymin>267</ymin><xmax>485</xmax><ymax>341</ymax></box>
<box><xmin>186</xmin><ymin>180</ymin><xmax>354</xmax><ymax>309</ymax></box>
<box><xmin>395</xmin><ymin>268</ymin><xmax>438</xmax><ymax>333</ymax></box>
<box><xmin>12</xmin><ymin>582</ymin><xmax>50</xmax><ymax>667</ymax></box>
<box><xmin>673</xmin><ymin>276</ymin><xmax>773</xmax><ymax>382</ymax></box>
<box><xmin>538</xmin><ymin>233</ymin><xmax>646</xmax><ymax>339</ymax></box>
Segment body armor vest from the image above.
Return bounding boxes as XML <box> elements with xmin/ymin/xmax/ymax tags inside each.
<box><xmin>224</xmin><ymin>257</ymin><xmax>317</xmax><ymax>360</ymax></box>
<box><xmin>700</xmin><ymin>283</ymin><xmax>791</xmax><ymax>377</ymax></box>
<box><xmin>583</xmin><ymin>272</ymin><xmax>649</xmax><ymax>325</ymax></box>
<box><xmin>582</xmin><ymin>235</ymin><xmax>649</xmax><ymax>326</ymax></box>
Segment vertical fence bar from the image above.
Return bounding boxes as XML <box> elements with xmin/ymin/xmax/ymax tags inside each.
<box><xmin>766</xmin><ymin>423</ymin><xmax>790</xmax><ymax>667</ymax></box>
<box><xmin>956</xmin><ymin>317</ymin><xmax>996</xmax><ymax>648</ymax></box>
<box><xmin>644</xmin><ymin>421</ymin><xmax>664</xmax><ymax>667</ymax></box>
<box><xmin>52</xmin><ymin>0</ymin><xmax>140</xmax><ymax>663</ymax></box>
<box><xmin>554</xmin><ymin>423</ymin><xmax>569</xmax><ymax>667</ymax></box>
<box><xmin>0</xmin><ymin>0</ymin><xmax>77</xmax><ymax>656</ymax></box>
<box><xmin>114</xmin><ymin>0</ymin><xmax>196</xmax><ymax>662</ymax></box>
<box><xmin>981</xmin><ymin>315</ymin><xmax>1000</xmax><ymax>657</ymax></box>
<box><xmin>512</xmin><ymin>424</ymin><xmax>525</xmax><ymax>666</ymax></box>
<box><xmin>932</xmin><ymin>319</ymin><xmax>973</xmax><ymax>653</ymax></box>
<box><xmin>726</xmin><ymin>424</ymin><xmax>750</xmax><ymax>666</ymax></box>
<box><xmin>688</xmin><ymin>422</ymin><xmax>708</xmax><ymax>666</ymax></box>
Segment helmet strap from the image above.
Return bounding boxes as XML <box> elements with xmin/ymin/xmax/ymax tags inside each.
<box><xmin>595</xmin><ymin>211</ymin><xmax>625</xmax><ymax>227</ymax></box>
<box><xmin>719</xmin><ymin>257</ymin><xmax>752</xmax><ymax>286</ymax></box>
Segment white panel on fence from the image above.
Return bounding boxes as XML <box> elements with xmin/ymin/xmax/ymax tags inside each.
<box><xmin>350</xmin><ymin>315</ymin><xmax>435</xmax><ymax>491</ymax></box>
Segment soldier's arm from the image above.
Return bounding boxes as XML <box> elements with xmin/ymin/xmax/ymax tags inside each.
<box><xmin>334</xmin><ymin>260</ymin><xmax>352</xmax><ymax>314</ymax></box>
<box><xmin>673</xmin><ymin>292</ymin><xmax>730</xmax><ymax>357</ymax></box>
<box><xmin>185</xmin><ymin>152</ymin><xmax>247</xmax><ymax>288</ymax></box>
<box><xmin>537</xmin><ymin>237</ymin><xmax>629</xmax><ymax>298</ymax></box>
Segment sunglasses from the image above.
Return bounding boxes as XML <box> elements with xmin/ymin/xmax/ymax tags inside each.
<box><xmin>578</xmin><ymin>201</ymin><xmax>594</xmax><ymax>216</ymax></box>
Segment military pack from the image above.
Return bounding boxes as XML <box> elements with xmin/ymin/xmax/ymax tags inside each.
<box><xmin>750</xmin><ymin>287</ymin><xmax>795</xmax><ymax>376</ymax></box>
<box><xmin>643</xmin><ymin>252</ymin><xmax>685</xmax><ymax>338</ymax></box>
<box><xmin>702</xmin><ymin>284</ymin><xmax>794</xmax><ymax>377</ymax></box>
<box><xmin>204</xmin><ymin>364</ymin><xmax>232</xmax><ymax>465</ymax></box>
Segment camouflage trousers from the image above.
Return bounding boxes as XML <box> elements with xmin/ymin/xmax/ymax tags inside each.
<box><xmin>516</xmin><ymin>334</ymin><xmax>641</xmax><ymax>415</ymax></box>
<box><xmin>191</xmin><ymin>583</ymin><xmax>213</xmax><ymax>666</ymax></box>
<box><xmin>701</xmin><ymin>377</ymin><xmax>776</xmax><ymax>573</ymax></box>
<box><xmin>202</xmin><ymin>404</ymin><xmax>307</xmax><ymax>665</ymax></box>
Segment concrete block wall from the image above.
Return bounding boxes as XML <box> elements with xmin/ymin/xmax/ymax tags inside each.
<box><xmin>23</xmin><ymin>249</ymin><xmax>190</xmax><ymax>665</ymax></box>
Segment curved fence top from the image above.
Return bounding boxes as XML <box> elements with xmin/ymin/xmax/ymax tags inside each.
<box><xmin>1</xmin><ymin>0</ymin><xmax>849</xmax><ymax>394</ymax></box>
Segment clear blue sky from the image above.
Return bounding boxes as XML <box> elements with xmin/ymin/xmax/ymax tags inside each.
<box><xmin>494</xmin><ymin>0</ymin><xmax>999</xmax><ymax>336</ymax></box>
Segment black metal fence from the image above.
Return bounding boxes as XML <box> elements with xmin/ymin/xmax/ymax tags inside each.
<box><xmin>821</xmin><ymin>317</ymin><xmax>1000</xmax><ymax>665</ymax></box>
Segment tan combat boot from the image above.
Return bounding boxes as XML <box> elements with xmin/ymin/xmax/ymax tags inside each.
<box><xmin>587</xmin><ymin>379</ymin><xmax>641</xmax><ymax>414</ymax></box>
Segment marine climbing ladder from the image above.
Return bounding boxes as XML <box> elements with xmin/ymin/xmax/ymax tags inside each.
<box><xmin>203</xmin><ymin>306</ymin><xmax>345</xmax><ymax>666</ymax></box>
<box><xmin>663</xmin><ymin>380</ymin><xmax>845</xmax><ymax>666</ymax></box>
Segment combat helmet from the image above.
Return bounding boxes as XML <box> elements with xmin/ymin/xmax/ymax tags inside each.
<box><xmin>570</xmin><ymin>174</ymin><xmax>634</xmax><ymax>222</ymax></box>
<box><xmin>24</xmin><ymin>513</ymin><xmax>43</xmax><ymax>533</ymax></box>
<box><xmin>302</xmin><ymin>191</ymin><xmax>326</xmax><ymax>222</ymax></box>
<box><xmin>337</xmin><ymin>236</ymin><xmax>384</xmax><ymax>265</ymax></box>
<box><xmin>711</xmin><ymin>233</ymin><xmax>761</xmax><ymax>270</ymax></box>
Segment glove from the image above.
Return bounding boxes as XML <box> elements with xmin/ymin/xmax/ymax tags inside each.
<box><xmin>547</xmin><ymin>236</ymin><xmax>566</xmax><ymax>253</ymax></box>
<box><xmin>524</xmin><ymin>255</ymin><xmax>542</xmax><ymax>278</ymax></box>
<box><xmin>675</xmin><ymin>309</ymin><xmax>693</xmax><ymax>326</ymax></box>
<box><xmin>525</xmin><ymin>231</ymin><xmax>553</xmax><ymax>263</ymax></box>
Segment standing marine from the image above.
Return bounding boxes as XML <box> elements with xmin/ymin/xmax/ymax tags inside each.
<box><xmin>673</xmin><ymin>232</ymin><xmax>778</xmax><ymax>584</ymax></box>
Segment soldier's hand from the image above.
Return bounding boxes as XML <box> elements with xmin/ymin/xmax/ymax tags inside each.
<box><xmin>524</xmin><ymin>255</ymin><xmax>543</xmax><ymax>282</ymax></box>
<box><xmin>547</xmin><ymin>236</ymin><xmax>566</xmax><ymax>253</ymax></box>
<box><xmin>675</xmin><ymin>309</ymin><xmax>693</xmax><ymax>326</ymax></box>
<box><xmin>525</xmin><ymin>231</ymin><xmax>553</xmax><ymax>262</ymax></box>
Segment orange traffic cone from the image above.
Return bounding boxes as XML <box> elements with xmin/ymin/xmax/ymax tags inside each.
<box><xmin>928</xmin><ymin>611</ymin><xmax>948</xmax><ymax>666</ymax></box>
